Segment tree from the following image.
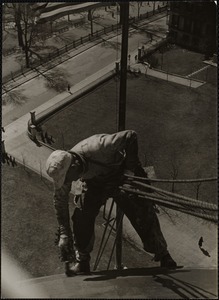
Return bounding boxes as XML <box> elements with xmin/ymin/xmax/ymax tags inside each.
<box><xmin>6</xmin><ymin>3</ymin><xmax>39</xmax><ymax>68</ymax></box>
<box><xmin>137</xmin><ymin>2</ymin><xmax>143</xmax><ymax>18</ymax></box>
<box><xmin>88</xmin><ymin>9</ymin><xmax>97</xmax><ymax>36</ymax></box>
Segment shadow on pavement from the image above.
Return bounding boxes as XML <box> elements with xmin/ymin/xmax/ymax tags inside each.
<box><xmin>85</xmin><ymin>266</ymin><xmax>186</xmax><ymax>281</ymax></box>
<box><xmin>84</xmin><ymin>267</ymin><xmax>217</xmax><ymax>299</ymax></box>
<box><xmin>153</xmin><ymin>273</ymin><xmax>217</xmax><ymax>299</ymax></box>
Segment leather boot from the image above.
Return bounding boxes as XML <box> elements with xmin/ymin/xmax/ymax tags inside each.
<box><xmin>69</xmin><ymin>261</ymin><xmax>91</xmax><ymax>275</ymax></box>
<box><xmin>160</xmin><ymin>253</ymin><xmax>177</xmax><ymax>269</ymax></box>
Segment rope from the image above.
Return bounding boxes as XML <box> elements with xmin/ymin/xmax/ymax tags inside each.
<box><xmin>120</xmin><ymin>185</ymin><xmax>218</xmax><ymax>211</ymax></box>
<box><xmin>138</xmin><ymin>195</ymin><xmax>218</xmax><ymax>223</ymax></box>
<box><xmin>124</xmin><ymin>174</ymin><xmax>218</xmax><ymax>183</ymax></box>
<box><xmin>127</xmin><ymin>180</ymin><xmax>218</xmax><ymax>210</ymax></box>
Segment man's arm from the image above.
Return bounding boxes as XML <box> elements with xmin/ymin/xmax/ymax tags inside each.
<box><xmin>53</xmin><ymin>182</ymin><xmax>72</xmax><ymax>236</ymax></box>
<box><xmin>109</xmin><ymin>130</ymin><xmax>142</xmax><ymax>172</ymax></box>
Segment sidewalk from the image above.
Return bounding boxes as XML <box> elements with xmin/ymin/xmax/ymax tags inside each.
<box><xmin>2</xmin><ymin>8</ymin><xmax>168</xmax><ymax>80</ymax></box>
<box><xmin>2</xmin><ymin>15</ymin><xmax>168</xmax><ymax>126</ymax></box>
<box><xmin>130</xmin><ymin>62</ymin><xmax>205</xmax><ymax>88</ymax></box>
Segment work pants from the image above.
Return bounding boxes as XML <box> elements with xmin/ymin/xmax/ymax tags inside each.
<box><xmin>71</xmin><ymin>183</ymin><xmax>168</xmax><ymax>263</ymax></box>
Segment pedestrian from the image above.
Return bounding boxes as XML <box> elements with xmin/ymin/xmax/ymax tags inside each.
<box><xmin>135</xmin><ymin>54</ymin><xmax>138</xmax><ymax>61</ymax></box>
<box><xmin>46</xmin><ymin>130</ymin><xmax>177</xmax><ymax>275</ymax></box>
<box><xmin>112</xmin><ymin>11</ymin><xmax>114</xmax><ymax>18</ymax></box>
<box><xmin>67</xmin><ymin>84</ymin><xmax>71</xmax><ymax>94</ymax></box>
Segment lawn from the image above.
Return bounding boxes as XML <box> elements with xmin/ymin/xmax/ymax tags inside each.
<box><xmin>149</xmin><ymin>46</ymin><xmax>206</xmax><ymax>76</ymax></box>
<box><xmin>2</xmin><ymin>163</ymin><xmax>156</xmax><ymax>278</ymax></box>
<box><xmin>42</xmin><ymin>72</ymin><xmax>217</xmax><ymax>203</ymax></box>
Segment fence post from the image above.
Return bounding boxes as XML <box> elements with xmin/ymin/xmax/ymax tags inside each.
<box><xmin>30</xmin><ymin>124</ymin><xmax>37</xmax><ymax>139</ymax></box>
<box><xmin>30</xmin><ymin>111</ymin><xmax>36</xmax><ymax>125</ymax></box>
<box><xmin>11</xmin><ymin>72</ymin><xmax>14</xmax><ymax>81</ymax></box>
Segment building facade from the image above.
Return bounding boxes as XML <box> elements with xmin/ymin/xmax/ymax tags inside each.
<box><xmin>168</xmin><ymin>1</ymin><xmax>216</xmax><ymax>55</ymax></box>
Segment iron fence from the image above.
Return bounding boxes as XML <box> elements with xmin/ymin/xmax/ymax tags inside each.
<box><xmin>2</xmin><ymin>6</ymin><xmax>167</xmax><ymax>85</ymax></box>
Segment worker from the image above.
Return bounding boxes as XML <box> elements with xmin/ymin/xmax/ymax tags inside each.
<box><xmin>46</xmin><ymin>130</ymin><xmax>177</xmax><ymax>275</ymax></box>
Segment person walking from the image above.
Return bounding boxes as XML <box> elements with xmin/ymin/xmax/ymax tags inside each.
<box><xmin>67</xmin><ymin>84</ymin><xmax>71</xmax><ymax>94</ymax></box>
<box><xmin>46</xmin><ymin>130</ymin><xmax>177</xmax><ymax>275</ymax></box>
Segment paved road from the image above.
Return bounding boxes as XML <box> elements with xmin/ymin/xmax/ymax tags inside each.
<box><xmin>2</xmin><ymin>14</ymin><xmax>168</xmax><ymax>126</ymax></box>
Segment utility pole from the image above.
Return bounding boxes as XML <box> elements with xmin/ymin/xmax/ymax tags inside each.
<box><xmin>118</xmin><ymin>2</ymin><xmax>129</xmax><ymax>132</ymax></box>
<box><xmin>115</xmin><ymin>1</ymin><xmax>129</xmax><ymax>270</ymax></box>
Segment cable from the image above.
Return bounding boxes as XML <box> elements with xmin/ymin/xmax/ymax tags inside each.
<box><xmin>120</xmin><ymin>185</ymin><xmax>218</xmax><ymax>211</ymax></box>
<box><xmin>127</xmin><ymin>180</ymin><xmax>218</xmax><ymax>210</ymax></box>
<box><xmin>124</xmin><ymin>174</ymin><xmax>218</xmax><ymax>183</ymax></box>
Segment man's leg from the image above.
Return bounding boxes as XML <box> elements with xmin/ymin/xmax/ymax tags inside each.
<box><xmin>115</xmin><ymin>192</ymin><xmax>177</xmax><ymax>268</ymax></box>
<box><xmin>71</xmin><ymin>184</ymin><xmax>104</xmax><ymax>274</ymax></box>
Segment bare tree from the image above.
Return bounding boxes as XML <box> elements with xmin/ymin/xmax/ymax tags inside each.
<box><xmin>168</xmin><ymin>151</ymin><xmax>180</xmax><ymax>193</ymax></box>
<box><xmin>88</xmin><ymin>8</ymin><xmax>98</xmax><ymax>36</ymax></box>
<box><xmin>137</xmin><ymin>2</ymin><xmax>143</xmax><ymax>18</ymax></box>
<box><xmin>6</xmin><ymin>3</ymin><xmax>39</xmax><ymax>68</ymax></box>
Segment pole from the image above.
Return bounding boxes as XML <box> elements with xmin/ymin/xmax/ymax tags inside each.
<box><xmin>118</xmin><ymin>2</ymin><xmax>129</xmax><ymax>132</ymax></box>
<box><xmin>116</xmin><ymin>1</ymin><xmax>129</xmax><ymax>270</ymax></box>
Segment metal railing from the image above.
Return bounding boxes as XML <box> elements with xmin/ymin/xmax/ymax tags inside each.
<box><xmin>2</xmin><ymin>6</ymin><xmax>167</xmax><ymax>85</ymax></box>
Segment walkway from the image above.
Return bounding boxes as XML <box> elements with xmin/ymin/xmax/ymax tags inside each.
<box><xmin>130</xmin><ymin>62</ymin><xmax>205</xmax><ymax>88</ymax></box>
<box><xmin>2</xmin><ymin>15</ymin><xmax>168</xmax><ymax>126</ymax></box>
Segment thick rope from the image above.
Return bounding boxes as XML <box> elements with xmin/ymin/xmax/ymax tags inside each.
<box><xmin>126</xmin><ymin>180</ymin><xmax>218</xmax><ymax>211</ymax></box>
<box><xmin>124</xmin><ymin>174</ymin><xmax>218</xmax><ymax>183</ymax></box>
<box><xmin>120</xmin><ymin>185</ymin><xmax>218</xmax><ymax>211</ymax></box>
<box><xmin>137</xmin><ymin>195</ymin><xmax>218</xmax><ymax>223</ymax></box>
